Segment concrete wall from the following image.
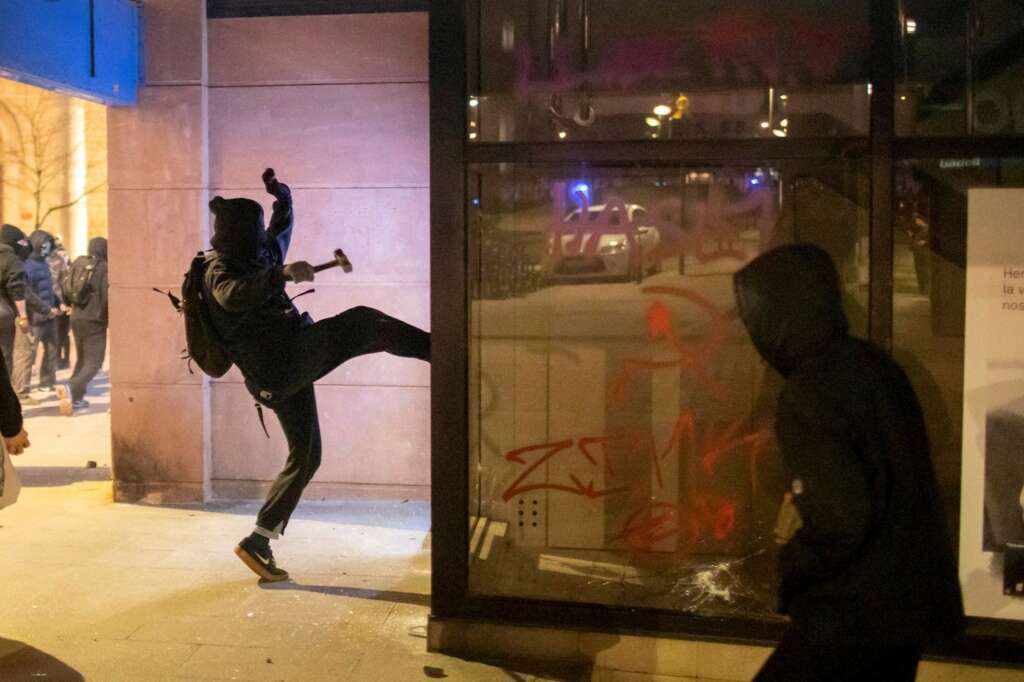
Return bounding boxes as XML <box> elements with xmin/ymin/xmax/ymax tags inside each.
<box><xmin>108</xmin><ymin>2</ymin><xmax>430</xmax><ymax>503</ymax></box>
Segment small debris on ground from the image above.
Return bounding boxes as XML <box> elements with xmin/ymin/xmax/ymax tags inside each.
<box><xmin>423</xmin><ymin>666</ymin><xmax>447</xmax><ymax>678</ymax></box>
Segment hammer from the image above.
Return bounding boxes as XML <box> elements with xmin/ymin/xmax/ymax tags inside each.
<box><xmin>284</xmin><ymin>248</ymin><xmax>353</xmax><ymax>281</ymax></box>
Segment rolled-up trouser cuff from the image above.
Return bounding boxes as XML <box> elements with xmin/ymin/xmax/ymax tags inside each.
<box><xmin>254</xmin><ymin>524</ymin><xmax>281</xmax><ymax>540</ymax></box>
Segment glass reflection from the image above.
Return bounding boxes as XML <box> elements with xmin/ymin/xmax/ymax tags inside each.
<box><xmin>468</xmin><ymin>163</ymin><xmax>868</xmax><ymax>615</ymax></box>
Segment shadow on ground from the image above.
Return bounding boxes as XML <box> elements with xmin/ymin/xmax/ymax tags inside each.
<box><xmin>259</xmin><ymin>581</ymin><xmax>431</xmax><ymax>606</ymax></box>
<box><xmin>0</xmin><ymin>637</ymin><xmax>84</xmax><ymax>681</ymax></box>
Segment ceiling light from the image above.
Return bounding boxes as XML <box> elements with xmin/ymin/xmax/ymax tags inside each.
<box><xmin>653</xmin><ymin>104</ymin><xmax>672</xmax><ymax>117</ymax></box>
<box><xmin>645</xmin><ymin>116</ymin><xmax>660</xmax><ymax>127</ymax></box>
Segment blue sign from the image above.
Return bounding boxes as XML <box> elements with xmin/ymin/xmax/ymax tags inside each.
<box><xmin>0</xmin><ymin>0</ymin><xmax>140</xmax><ymax>106</ymax></box>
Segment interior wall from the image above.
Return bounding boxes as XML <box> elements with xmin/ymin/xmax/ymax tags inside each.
<box><xmin>204</xmin><ymin>12</ymin><xmax>431</xmax><ymax>500</ymax></box>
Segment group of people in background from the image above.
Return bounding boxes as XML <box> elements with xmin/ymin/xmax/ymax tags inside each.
<box><xmin>0</xmin><ymin>224</ymin><xmax>108</xmax><ymax>417</ymax></box>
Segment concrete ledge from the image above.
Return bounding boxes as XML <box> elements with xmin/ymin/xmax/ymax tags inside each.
<box><xmin>211</xmin><ymin>479</ymin><xmax>430</xmax><ymax>502</ymax></box>
<box><xmin>113</xmin><ymin>481</ymin><xmax>205</xmax><ymax>505</ymax></box>
<box><xmin>428</xmin><ymin>617</ymin><xmax>1024</xmax><ymax>681</ymax></box>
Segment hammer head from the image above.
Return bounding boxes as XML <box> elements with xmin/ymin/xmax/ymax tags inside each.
<box><xmin>334</xmin><ymin>248</ymin><xmax>353</xmax><ymax>273</ymax></box>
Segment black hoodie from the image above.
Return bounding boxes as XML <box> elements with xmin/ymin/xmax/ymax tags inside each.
<box><xmin>203</xmin><ymin>182</ymin><xmax>298</xmax><ymax>391</ymax></box>
<box><xmin>0</xmin><ymin>224</ymin><xmax>29</xmax><ymax>323</ymax></box>
<box><xmin>734</xmin><ymin>243</ymin><xmax>964</xmax><ymax>646</ymax></box>
<box><xmin>70</xmin><ymin>237</ymin><xmax>109</xmax><ymax>327</ymax></box>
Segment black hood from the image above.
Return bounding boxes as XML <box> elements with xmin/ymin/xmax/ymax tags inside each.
<box><xmin>209</xmin><ymin>196</ymin><xmax>265</xmax><ymax>261</ymax></box>
<box><xmin>1</xmin><ymin>224</ymin><xmax>32</xmax><ymax>260</ymax></box>
<box><xmin>88</xmin><ymin>237</ymin><xmax>108</xmax><ymax>261</ymax></box>
<box><xmin>28</xmin><ymin>229</ymin><xmax>54</xmax><ymax>260</ymax></box>
<box><xmin>733</xmin><ymin>243</ymin><xmax>849</xmax><ymax>376</ymax></box>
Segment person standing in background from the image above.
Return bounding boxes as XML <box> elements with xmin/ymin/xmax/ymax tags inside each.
<box><xmin>0</xmin><ymin>225</ymin><xmax>43</xmax><ymax>398</ymax></box>
<box><xmin>56</xmin><ymin>238</ymin><xmax>108</xmax><ymax>416</ymax></box>
<box><xmin>48</xmin><ymin>236</ymin><xmax>72</xmax><ymax>371</ymax></box>
<box><xmin>14</xmin><ymin>230</ymin><xmax>61</xmax><ymax>403</ymax></box>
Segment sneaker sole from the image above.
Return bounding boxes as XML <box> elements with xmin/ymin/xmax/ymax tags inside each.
<box><xmin>54</xmin><ymin>385</ymin><xmax>72</xmax><ymax>417</ymax></box>
<box><xmin>233</xmin><ymin>545</ymin><xmax>289</xmax><ymax>582</ymax></box>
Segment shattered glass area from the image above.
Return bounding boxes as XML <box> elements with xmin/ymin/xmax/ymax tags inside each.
<box><xmin>467</xmin><ymin>163</ymin><xmax>867</xmax><ymax>620</ymax></box>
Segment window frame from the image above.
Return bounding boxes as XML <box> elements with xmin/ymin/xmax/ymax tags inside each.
<box><xmin>431</xmin><ymin>0</ymin><xmax>1024</xmax><ymax>664</ymax></box>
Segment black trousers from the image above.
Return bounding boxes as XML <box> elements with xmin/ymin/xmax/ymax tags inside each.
<box><xmin>754</xmin><ymin>628</ymin><xmax>921</xmax><ymax>682</ymax></box>
<box><xmin>35</xmin><ymin>319</ymin><xmax>58</xmax><ymax>388</ymax></box>
<box><xmin>56</xmin><ymin>313</ymin><xmax>71</xmax><ymax>368</ymax></box>
<box><xmin>254</xmin><ymin>306</ymin><xmax>430</xmax><ymax>536</ymax></box>
<box><xmin>69</xmin><ymin>320</ymin><xmax>107</xmax><ymax>402</ymax></box>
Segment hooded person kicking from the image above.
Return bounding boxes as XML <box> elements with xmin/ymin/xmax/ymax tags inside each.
<box><xmin>205</xmin><ymin>169</ymin><xmax>430</xmax><ymax>582</ymax></box>
<box><xmin>734</xmin><ymin>243</ymin><xmax>963</xmax><ymax>681</ymax></box>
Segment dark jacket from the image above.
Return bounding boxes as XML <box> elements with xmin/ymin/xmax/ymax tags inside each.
<box><xmin>70</xmin><ymin>238</ymin><xmax>109</xmax><ymax>326</ymax></box>
<box><xmin>734</xmin><ymin>243</ymin><xmax>964</xmax><ymax>646</ymax></box>
<box><xmin>25</xmin><ymin>230</ymin><xmax>58</xmax><ymax>326</ymax></box>
<box><xmin>0</xmin><ymin>225</ymin><xmax>28</xmax><ymax>325</ymax></box>
<box><xmin>203</xmin><ymin>182</ymin><xmax>298</xmax><ymax>392</ymax></box>
<box><xmin>0</xmin><ymin>346</ymin><xmax>22</xmax><ymax>438</ymax></box>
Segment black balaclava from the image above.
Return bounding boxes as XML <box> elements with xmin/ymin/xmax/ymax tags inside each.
<box><xmin>733</xmin><ymin>243</ymin><xmax>849</xmax><ymax>376</ymax></box>
<box><xmin>88</xmin><ymin>237</ymin><xmax>108</xmax><ymax>262</ymax></box>
<box><xmin>1</xmin><ymin>224</ymin><xmax>32</xmax><ymax>260</ymax></box>
<box><xmin>209</xmin><ymin>196</ymin><xmax>265</xmax><ymax>262</ymax></box>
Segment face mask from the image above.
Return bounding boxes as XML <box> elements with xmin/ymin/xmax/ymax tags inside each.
<box><xmin>40</xmin><ymin>242</ymin><xmax>52</xmax><ymax>258</ymax></box>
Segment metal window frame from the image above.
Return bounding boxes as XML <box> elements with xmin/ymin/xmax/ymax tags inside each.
<box><xmin>207</xmin><ymin>0</ymin><xmax>429</xmax><ymax>18</ymax></box>
<box><xmin>430</xmin><ymin>0</ymin><xmax>1024</xmax><ymax>665</ymax></box>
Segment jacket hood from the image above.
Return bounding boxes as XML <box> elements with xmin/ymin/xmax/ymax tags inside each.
<box><xmin>733</xmin><ymin>243</ymin><xmax>849</xmax><ymax>375</ymax></box>
<box><xmin>88</xmin><ymin>237</ymin><xmax>108</xmax><ymax>261</ymax></box>
<box><xmin>28</xmin><ymin>229</ymin><xmax>54</xmax><ymax>259</ymax></box>
<box><xmin>209</xmin><ymin>196</ymin><xmax>265</xmax><ymax>261</ymax></box>
<box><xmin>1</xmin><ymin>224</ymin><xmax>32</xmax><ymax>260</ymax></box>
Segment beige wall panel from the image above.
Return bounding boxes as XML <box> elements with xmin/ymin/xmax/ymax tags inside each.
<box><xmin>108</xmin><ymin>189</ymin><xmax>208</xmax><ymax>287</ymax></box>
<box><xmin>208</xmin><ymin>83</ymin><xmax>428</xmax><ymax>189</ymax></box>
<box><xmin>109</xmin><ymin>286</ymin><xmax>199</xmax><ymax>387</ymax></box>
<box><xmin>205</xmin><ymin>187</ymin><xmax>429</xmax><ymax>284</ymax></box>
<box><xmin>208</xmin><ymin>13</ymin><xmax>427</xmax><ymax>85</ymax></box>
<box><xmin>111</xmin><ymin>384</ymin><xmax>206</xmax><ymax>485</ymax></box>
<box><xmin>211</xmin><ymin>383</ymin><xmax>429</xmax><ymax>485</ymax></box>
<box><xmin>211</xmin><ymin>283</ymin><xmax>430</xmax><ymax>388</ymax></box>
<box><xmin>108</xmin><ymin>86</ymin><xmax>207</xmax><ymax>190</ymax></box>
<box><xmin>143</xmin><ymin>0</ymin><xmax>207</xmax><ymax>85</ymax></box>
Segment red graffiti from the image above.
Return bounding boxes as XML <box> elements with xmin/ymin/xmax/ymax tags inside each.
<box><xmin>501</xmin><ymin>438</ymin><xmax>633</xmax><ymax>502</ymax></box>
<box><xmin>610</xmin><ymin>286</ymin><xmax>730</xmax><ymax>405</ymax></box>
<box><xmin>618</xmin><ymin>496</ymin><xmax>741</xmax><ymax>552</ymax></box>
<box><xmin>514</xmin><ymin>11</ymin><xmax>867</xmax><ymax>97</ymax></box>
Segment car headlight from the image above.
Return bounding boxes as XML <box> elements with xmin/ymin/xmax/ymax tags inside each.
<box><xmin>599</xmin><ymin>240</ymin><xmax>627</xmax><ymax>254</ymax></box>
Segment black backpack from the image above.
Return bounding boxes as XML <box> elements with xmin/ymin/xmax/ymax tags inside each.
<box><xmin>65</xmin><ymin>256</ymin><xmax>96</xmax><ymax>307</ymax></box>
<box><xmin>157</xmin><ymin>251</ymin><xmax>233</xmax><ymax>378</ymax></box>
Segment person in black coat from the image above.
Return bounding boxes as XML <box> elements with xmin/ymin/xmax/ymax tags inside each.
<box><xmin>0</xmin><ymin>225</ymin><xmax>32</xmax><ymax>381</ymax></box>
<box><xmin>733</xmin><ymin>243</ymin><xmax>964</xmax><ymax>681</ymax></box>
<box><xmin>12</xmin><ymin>230</ymin><xmax>61</xmax><ymax>400</ymax></box>
<box><xmin>56</xmin><ymin>238</ymin><xmax>109</xmax><ymax>416</ymax></box>
<box><xmin>204</xmin><ymin>169</ymin><xmax>430</xmax><ymax>582</ymax></box>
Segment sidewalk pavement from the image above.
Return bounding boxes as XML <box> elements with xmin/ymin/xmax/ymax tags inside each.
<box><xmin>0</xmin><ymin>482</ymin><xmax>577</xmax><ymax>681</ymax></box>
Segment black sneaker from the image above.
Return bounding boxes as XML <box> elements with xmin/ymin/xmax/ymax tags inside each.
<box><xmin>72</xmin><ymin>399</ymin><xmax>90</xmax><ymax>409</ymax></box>
<box><xmin>234</xmin><ymin>536</ymin><xmax>289</xmax><ymax>582</ymax></box>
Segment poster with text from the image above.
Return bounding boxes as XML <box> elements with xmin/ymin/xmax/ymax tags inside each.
<box><xmin>962</xmin><ymin>188</ymin><xmax>1024</xmax><ymax>620</ymax></box>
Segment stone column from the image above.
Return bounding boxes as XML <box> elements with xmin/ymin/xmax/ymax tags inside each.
<box><xmin>107</xmin><ymin>0</ymin><xmax>210</xmax><ymax>503</ymax></box>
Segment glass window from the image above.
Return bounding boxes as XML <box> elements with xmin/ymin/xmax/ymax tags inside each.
<box><xmin>893</xmin><ymin>158</ymin><xmax>1024</xmax><ymax>620</ymax></box>
<box><xmin>470</xmin><ymin>1</ymin><xmax>871</xmax><ymax>142</ymax></box>
<box><xmin>897</xmin><ymin>1</ymin><xmax>1024</xmax><ymax>135</ymax></box>
<box><xmin>468</xmin><ymin>161</ymin><xmax>869</xmax><ymax>616</ymax></box>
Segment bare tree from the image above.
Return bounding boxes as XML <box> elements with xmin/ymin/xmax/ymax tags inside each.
<box><xmin>0</xmin><ymin>90</ymin><xmax>106</xmax><ymax>232</ymax></box>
